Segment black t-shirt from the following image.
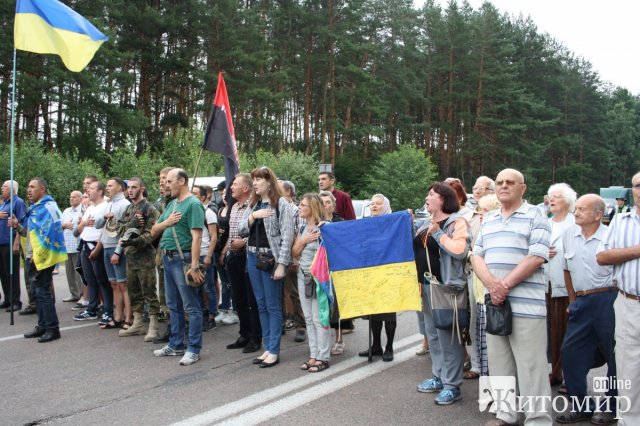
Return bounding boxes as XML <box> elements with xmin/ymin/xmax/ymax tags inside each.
<box><xmin>413</xmin><ymin>218</ymin><xmax>447</xmax><ymax>283</ymax></box>
<box><xmin>248</xmin><ymin>201</ymin><xmax>270</xmax><ymax>248</ymax></box>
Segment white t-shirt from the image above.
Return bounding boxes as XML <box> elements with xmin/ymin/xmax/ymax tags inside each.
<box><xmin>200</xmin><ymin>207</ymin><xmax>218</xmax><ymax>254</ymax></box>
<box><xmin>79</xmin><ymin>202</ymin><xmax>109</xmax><ymax>242</ymax></box>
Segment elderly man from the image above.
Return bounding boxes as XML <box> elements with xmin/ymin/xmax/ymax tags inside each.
<box><xmin>555</xmin><ymin>195</ymin><xmax>616</xmax><ymax>424</ymax></box>
<box><xmin>151</xmin><ymin>169</ymin><xmax>205</xmax><ymax>365</ymax></box>
<box><xmin>597</xmin><ymin>171</ymin><xmax>640</xmax><ymax>426</ymax></box>
<box><xmin>464</xmin><ymin>176</ymin><xmax>495</xmax><ymax>379</ymax></box>
<box><xmin>0</xmin><ymin>180</ymin><xmax>27</xmax><ymax>312</ymax></box>
<box><xmin>61</xmin><ymin>191</ymin><xmax>84</xmax><ymax>302</ymax></box>
<box><xmin>472</xmin><ymin>168</ymin><xmax>552</xmax><ymax>426</ymax></box>
<box><xmin>11</xmin><ymin>178</ymin><xmax>66</xmax><ymax>342</ymax></box>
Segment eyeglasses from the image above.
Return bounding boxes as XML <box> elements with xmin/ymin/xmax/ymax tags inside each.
<box><xmin>495</xmin><ymin>179</ymin><xmax>523</xmax><ymax>187</ymax></box>
<box><xmin>472</xmin><ymin>186</ymin><xmax>493</xmax><ymax>192</ymax></box>
<box><xmin>549</xmin><ymin>194</ymin><xmax>564</xmax><ymax>199</ymax></box>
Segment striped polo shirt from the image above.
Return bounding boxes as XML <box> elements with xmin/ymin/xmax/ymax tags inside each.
<box><xmin>597</xmin><ymin>207</ymin><xmax>640</xmax><ymax>295</ymax></box>
<box><xmin>474</xmin><ymin>202</ymin><xmax>551</xmax><ymax>318</ymax></box>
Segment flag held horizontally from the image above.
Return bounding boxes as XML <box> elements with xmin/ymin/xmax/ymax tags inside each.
<box><xmin>14</xmin><ymin>0</ymin><xmax>108</xmax><ymax>72</ymax></box>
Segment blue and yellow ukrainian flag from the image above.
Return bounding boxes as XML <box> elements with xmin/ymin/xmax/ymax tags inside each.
<box><xmin>14</xmin><ymin>0</ymin><xmax>108</xmax><ymax>72</ymax></box>
<box><xmin>26</xmin><ymin>195</ymin><xmax>67</xmax><ymax>271</ymax></box>
<box><xmin>320</xmin><ymin>211</ymin><xmax>421</xmax><ymax>319</ymax></box>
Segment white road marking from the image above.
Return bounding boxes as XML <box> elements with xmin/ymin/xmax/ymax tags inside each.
<box><xmin>172</xmin><ymin>334</ymin><xmax>422</xmax><ymax>426</ymax></box>
<box><xmin>0</xmin><ymin>322</ymin><xmax>98</xmax><ymax>342</ymax></box>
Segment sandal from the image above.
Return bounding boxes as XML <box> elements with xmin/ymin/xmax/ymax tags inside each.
<box><xmin>100</xmin><ymin>320</ymin><xmax>123</xmax><ymax>329</ymax></box>
<box><xmin>464</xmin><ymin>371</ymin><xmax>480</xmax><ymax>380</ymax></box>
<box><xmin>331</xmin><ymin>342</ymin><xmax>344</xmax><ymax>355</ymax></box>
<box><xmin>308</xmin><ymin>360</ymin><xmax>329</xmax><ymax>373</ymax></box>
<box><xmin>120</xmin><ymin>321</ymin><xmax>133</xmax><ymax>330</ymax></box>
<box><xmin>300</xmin><ymin>359</ymin><xmax>317</xmax><ymax>371</ymax></box>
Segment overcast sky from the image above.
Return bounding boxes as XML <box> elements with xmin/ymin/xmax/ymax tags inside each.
<box><xmin>420</xmin><ymin>0</ymin><xmax>640</xmax><ymax>94</ymax></box>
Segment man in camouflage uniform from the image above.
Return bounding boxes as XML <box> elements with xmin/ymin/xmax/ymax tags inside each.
<box><xmin>152</xmin><ymin>167</ymin><xmax>174</xmax><ymax>343</ymax></box>
<box><xmin>117</xmin><ymin>177</ymin><xmax>161</xmax><ymax>341</ymax></box>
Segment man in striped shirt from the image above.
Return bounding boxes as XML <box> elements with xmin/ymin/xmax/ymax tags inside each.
<box><xmin>597</xmin><ymin>171</ymin><xmax>640</xmax><ymax>426</ymax></box>
<box><xmin>473</xmin><ymin>168</ymin><xmax>552</xmax><ymax>426</ymax></box>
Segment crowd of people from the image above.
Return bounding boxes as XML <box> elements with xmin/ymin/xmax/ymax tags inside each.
<box><xmin>0</xmin><ymin>166</ymin><xmax>639</xmax><ymax>426</ymax></box>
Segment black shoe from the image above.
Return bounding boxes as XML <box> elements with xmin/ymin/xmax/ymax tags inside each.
<box><xmin>24</xmin><ymin>326</ymin><xmax>46</xmax><ymax>338</ymax></box>
<box><xmin>0</xmin><ymin>301</ymin><xmax>10</xmax><ymax>309</ymax></box>
<box><xmin>259</xmin><ymin>358</ymin><xmax>280</xmax><ymax>368</ymax></box>
<box><xmin>252</xmin><ymin>357</ymin><xmax>266</xmax><ymax>365</ymax></box>
<box><xmin>19</xmin><ymin>306</ymin><xmax>36</xmax><ymax>315</ymax></box>
<box><xmin>38</xmin><ymin>329</ymin><xmax>61</xmax><ymax>343</ymax></box>
<box><xmin>358</xmin><ymin>347</ymin><xmax>383</xmax><ymax>357</ymax></box>
<box><xmin>226</xmin><ymin>337</ymin><xmax>249</xmax><ymax>349</ymax></box>
<box><xmin>294</xmin><ymin>329</ymin><xmax>306</xmax><ymax>343</ymax></box>
<box><xmin>203</xmin><ymin>318</ymin><xmax>217</xmax><ymax>332</ymax></box>
<box><xmin>6</xmin><ymin>304</ymin><xmax>22</xmax><ymax>312</ymax></box>
<box><xmin>242</xmin><ymin>342</ymin><xmax>262</xmax><ymax>353</ymax></box>
<box><xmin>152</xmin><ymin>326</ymin><xmax>170</xmax><ymax>344</ymax></box>
<box><xmin>382</xmin><ymin>348</ymin><xmax>394</xmax><ymax>362</ymax></box>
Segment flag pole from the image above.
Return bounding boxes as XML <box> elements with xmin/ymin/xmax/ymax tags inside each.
<box><xmin>190</xmin><ymin>148</ymin><xmax>205</xmax><ymax>191</ymax></box>
<box><xmin>8</xmin><ymin>48</ymin><xmax>18</xmax><ymax>326</ymax></box>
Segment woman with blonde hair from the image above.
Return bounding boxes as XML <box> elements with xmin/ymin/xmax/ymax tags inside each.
<box><xmin>239</xmin><ymin>166</ymin><xmax>296</xmax><ymax>368</ymax></box>
<box><xmin>292</xmin><ymin>193</ymin><xmax>331</xmax><ymax>372</ymax></box>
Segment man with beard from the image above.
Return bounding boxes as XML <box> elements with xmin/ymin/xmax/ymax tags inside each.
<box><xmin>116</xmin><ymin>178</ymin><xmax>160</xmax><ymax>341</ymax></box>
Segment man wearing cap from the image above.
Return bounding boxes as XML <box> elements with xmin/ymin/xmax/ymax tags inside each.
<box><xmin>151</xmin><ymin>168</ymin><xmax>205</xmax><ymax>365</ymax></box>
<box><xmin>116</xmin><ymin>177</ymin><xmax>160</xmax><ymax>340</ymax></box>
<box><xmin>95</xmin><ymin>178</ymin><xmax>131</xmax><ymax>328</ymax></box>
<box><xmin>608</xmin><ymin>196</ymin><xmax>630</xmax><ymax>222</ymax></box>
<box><xmin>597</xmin><ymin>172</ymin><xmax>640</xmax><ymax>425</ymax></box>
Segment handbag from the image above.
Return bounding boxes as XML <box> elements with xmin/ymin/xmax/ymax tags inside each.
<box><xmin>303</xmin><ymin>272</ymin><xmax>316</xmax><ymax>299</ymax></box>
<box><xmin>484</xmin><ymin>294</ymin><xmax>512</xmax><ymax>336</ymax></box>
<box><xmin>424</xmin><ymin>237</ymin><xmax>469</xmax><ymax>340</ymax></box>
<box><xmin>256</xmin><ymin>251</ymin><xmax>276</xmax><ymax>271</ymax></box>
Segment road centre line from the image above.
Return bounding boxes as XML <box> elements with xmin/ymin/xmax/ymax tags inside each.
<box><xmin>0</xmin><ymin>322</ymin><xmax>97</xmax><ymax>342</ymax></box>
<box><xmin>217</xmin><ymin>344</ymin><xmax>418</xmax><ymax>426</ymax></box>
<box><xmin>172</xmin><ymin>334</ymin><xmax>422</xmax><ymax>426</ymax></box>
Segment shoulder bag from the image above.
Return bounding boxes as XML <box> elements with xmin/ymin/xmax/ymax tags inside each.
<box><xmin>170</xmin><ymin>204</ymin><xmax>205</xmax><ymax>288</ymax></box>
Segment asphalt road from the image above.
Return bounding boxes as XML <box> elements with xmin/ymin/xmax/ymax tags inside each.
<box><xmin>0</xmin><ymin>264</ymin><xmax>547</xmax><ymax>425</ymax></box>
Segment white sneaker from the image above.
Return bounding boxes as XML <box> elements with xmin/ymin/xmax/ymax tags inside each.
<box><xmin>153</xmin><ymin>345</ymin><xmax>185</xmax><ymax>357</ymax></box>
<box><xmin>222</xmin><ymin>312</ymin><xmax>239</xmax><ymax>325</ymax></box>
<box><xmin>214</xmin><ymin>311</ymin><xmax>227</xmax><ymax>323</ymax></box>
<box><xmin>179</xmin><ymin>351</ymin><xmax>200</xmax><ymax>365</ymax></box>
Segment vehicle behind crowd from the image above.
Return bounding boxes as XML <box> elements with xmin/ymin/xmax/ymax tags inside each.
<box><xmin>599</xmin><ymin>186</ymin><xmax>633</xmax><ymax>224</ymax></box>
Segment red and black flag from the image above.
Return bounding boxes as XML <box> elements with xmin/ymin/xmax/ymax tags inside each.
<box><xmin>203</xmin><ymin>72</ymin><xmax>239</xmax><ymax>196</ymax></box>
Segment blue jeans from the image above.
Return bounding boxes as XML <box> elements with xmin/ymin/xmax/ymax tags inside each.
<box><xmin>247</xmin><ymin>251</ymin><xmax>283</xmax><ymax>355</ymax></box>
<box><xmin>103</xmin><ymin>247</ymin><xmax>127</xmax><ymax>283</ymax></box>
<box><xmin>29</xmin><ymin>262</ymin><xmax>59</xmax><ymax>330</ymax></box>
<box><xmin>562</xmin><ymin>291</ymin><xmax>617</xmax><ymax>412</ymax></box>
<box><xmin>81</xmin><ymin>245</ymin><xmax>112</xmax><ymax>317</ymax></box>
<box><xmin>164</xmin><ymin>253</ymin><xmax>203</xmax><ymax>354</ymax></box>
<box><xmin>202</xmin><ymin>255</ymin><xmax>218</xmax><ymax>317</ymax></box>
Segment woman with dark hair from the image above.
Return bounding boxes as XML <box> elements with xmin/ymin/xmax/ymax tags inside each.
<box><xmin>239</xmin><ymin>166</ymin><xmax>296</xmax><ymax>368</ymax></box>
<box><xmin>358</xmin><ymin>194</ymin><xmax>397</xmax><ymax>362</ymax></box>
<box><xmin>415</xmin><ymin>183</ymin><xmax>471</xmax><ymax>406</ymax></box>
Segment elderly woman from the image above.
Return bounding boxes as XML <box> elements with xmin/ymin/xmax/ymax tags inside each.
<box><xmin>546</xmin><ymin>183</ymin><xmax>576</xmax><ymax>389</ymax></box>
<box><xmin>416</xmin><ymin>183</ymin><xmax>471</xmax><ymax>406</ymax></box>
<box><xmin>239</xmin><ymin>166</ymin><xmax>295</xmax><ymax>368</ymax></box>
<box><xmin>358</xmin><ymin>194</ymin><xmax>397</xmax><ymax>361</ymax></box>
<box><xmin>292</xmin><ymin>193</ymin><xmax>331</xmax><ymax>372</ymax></box>
<box><xmin>319</xmin><ymin>190</ymin><xmax>354</xmax><ymax>355</ymax></box>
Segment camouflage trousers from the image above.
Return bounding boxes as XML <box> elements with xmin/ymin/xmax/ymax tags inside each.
<box><xmin>127</xmin><ymin>267</ymin><xmax>159</xmax><ymax>315</ymax></box>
